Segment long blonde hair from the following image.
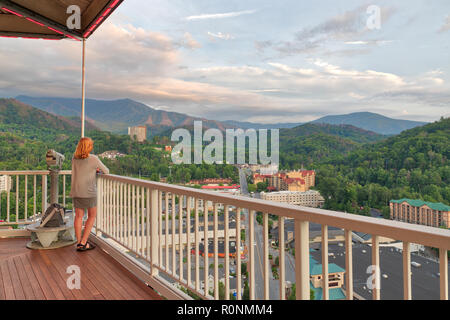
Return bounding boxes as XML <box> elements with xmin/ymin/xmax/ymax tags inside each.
<box><xmin>74</xmin><ymin>137</ymin><xmax>93</xmax><ymax>159</ymax></box>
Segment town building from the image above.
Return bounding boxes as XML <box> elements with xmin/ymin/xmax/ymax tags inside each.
<box><xmin>189</xmin><ymin>178</ymin><xmax>233</xmax><ymax>185</ymax></box>
<box><xmin>247</xmin><ymin>164</ymin><xmax>279</xmax><ymax>175</ymax></box>
<box><xmin>309</xmin><ymin>255</ymin><xmax>346</xmax><ymax>300</ymax></box>
<box><xmin>0</xmin><ymin>175</ymin><xmax>11</xmax><ymax>193</ymax></box>
<box><xmin>260</xmin><ymin>190</ymin><xmax>324</xmax><ymax>208</ymax></box>
<box><xmin>98</xmin><ymin>150</ymin><xmax>126</xmax><ymax>160</ymax></box>
<box><xmin>253</xmin><ymin>170</ymin><xmax>316</xmax><ymax>192</ymax></box>
<box><xmin>390</xmin><ymin>199</ymin><xmax>450</xmax><ymax>228</ymax></box>
<box><xmin>201</xmin><ymin>184</ymin><xmax>240</xmax><ymax>191</ymax></box>
<box><xmin>128</xmin><ymin>125</ymin><xmax>147</xmax><ymax>142</ymax></box>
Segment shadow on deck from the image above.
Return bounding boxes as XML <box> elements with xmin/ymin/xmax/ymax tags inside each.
<box><xmin>0</xmin><ymin>237</ymin><xmax>163</xmax><ymax>300</ymax></box>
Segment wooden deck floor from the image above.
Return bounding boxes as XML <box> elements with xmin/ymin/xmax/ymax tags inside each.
<box><xmin>0</xmin><ymin>237</ymin><xmax>163</xmax><ymax>300</ymax></box>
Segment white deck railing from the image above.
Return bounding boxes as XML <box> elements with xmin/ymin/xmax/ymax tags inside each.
<box><xmin>0</xmin><ymin>170</ymin><xmax>71</xmax><ymax>226</ymax></box>
<box><xmin>95</xmin><ymin>174</ymin><xmax>450</xmax><ymax>300</ymax></box>
<box><xmin>0</xmin><ymin>171</ymin><xmax>448</xmax><ymax>300</ymax></box>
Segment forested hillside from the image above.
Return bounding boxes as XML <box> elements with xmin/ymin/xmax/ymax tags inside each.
<box><xmin>279</xmin><ymin>123</ymin><xmax>386</xmax><ymax>168</ymax></box>
<box><xmin>0</xmin><ymin>99</ymin><xmax>239</xmax><ymax>183</ymax></box>
<box><xmin>315</xmin><ymin>117</ymin><xmax>449</xmax><ymax>216</ymax></box>
<box><xmin>312</xmin><ymin>111</ymin><xmax>427</xmax><ymax>135</ymax></box>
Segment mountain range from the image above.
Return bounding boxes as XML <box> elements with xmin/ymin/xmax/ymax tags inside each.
<box><xmin>0</xmin><ymin>98</ymin><xmax>97</xmax><ymax>137</ymax></box>
<box><xmin>311</xmin><ymin>111</ymin><xmax>427</xmax><ymax>135</ymax></box>
<box><xmin>15</xmin><ymin>95</ymin><xmax>428</xmax><ymax>136</ymax></box>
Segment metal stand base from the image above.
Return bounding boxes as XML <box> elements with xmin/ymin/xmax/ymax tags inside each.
<box><xmin>26</xmin><ymin>239</ymin><xmax>77</xmax><ymax>250</ymax></box>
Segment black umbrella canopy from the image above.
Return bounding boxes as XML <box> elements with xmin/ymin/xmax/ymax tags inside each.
<box><xmin>0</xmin><ymin>0</ymin><xmax>124</xmax><ymax>41</ymax></box>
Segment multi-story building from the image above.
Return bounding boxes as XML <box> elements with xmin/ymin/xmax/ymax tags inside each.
<box><xmin>0</xmin><ymin>175</ymin><xmax>11</xmax><ymax>193</ymax></box>
<box><xmin>128</xmin><ymin>126</ymin><xmax>147</xmax><ymax>142</ymax></box>
<box><xmin>390</xmin><ymin>199</ymin><xmax>450</xmax><ymax>228</ymax></box>
<box><xmin>309</xmin><ymin>256</ymin><xmax>346</xmax><ymax>300</ymax></box>
<box><xmin>253</xmin><ymin>170</ymin><xmax>316</xmax><ymax>192</ymax></box>
<box><xmin>260</xmin><ymin>190</ymin><xmax>324</xmax><ymax>208</ymax></box>
<box><xmin>98</xmin><ymin>150</ymin><xmax>126</xmax><ymax>160</ymax></box>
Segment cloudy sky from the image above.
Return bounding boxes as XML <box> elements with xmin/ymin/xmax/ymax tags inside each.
<box><xmin>0</xmin><ymin>0</ymin><xmax>449</xmax><ymax>123</ymax></box>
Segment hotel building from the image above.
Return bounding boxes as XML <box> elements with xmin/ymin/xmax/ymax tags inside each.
<box><xmin>128</xmin><ymin>125</ymin><xmax>147</xmax><ymax>142</ymax></box>
<box><xmin>0</xmin><ymin>175</ymin><xmax>11</xmax><ymax>193</ymax></box>
<box><xmin>390</xmin><ymin>199</ymin><xmax>450</xmax><ymax>228</ymax></box>
<box><xmin>253</xmin><ymin>169</ymin><xmax>316</xmax><ymax>192</ymax></box>
<box><xmin>261</xmin><ymin>190</ymin><xmax>325</xmax><ymax>208</ymax></box>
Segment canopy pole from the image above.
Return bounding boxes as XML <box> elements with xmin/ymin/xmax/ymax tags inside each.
<box><xmin>81</xmin><ymin>38</ymin><xmax>86</xmax><ymax>138</ymax></box>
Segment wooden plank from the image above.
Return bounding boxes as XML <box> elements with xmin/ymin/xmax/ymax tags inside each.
<box><xmin>0</xmin><ymin>237</ymin><xmax>160</xmax><ymax>300</ymax></box>
<box><xmin>59</xmin><ymin>246</ymin><xmax>116</xmax><ymax>300</ymax></box>
<box><xmin>86</xmin><ymin>244</ymin><xmax>157</xmax><ymax>299</ymax></box>
<box><xmin>44</xmin><ymin>249</ymin><xmax>88</xmax><ymax>300</ymax></box>
<box><xmin>38</xmin><ymin>250</ymin><xmax>76</xmax><ymax>300</ymax></box>
<box><xmin>7</xmin><ymin>258</ymin><xmax>26</xmax><ymax>299</ymax></box>
<box><xmin>0</xmin><ymin>259</ymin><xmax>15</xmax><ymax>299</ymax></box>
<box><xmin>12</xmin><ymin>255</ymin><xmax>36</xmax><ymax>300</ymax></box>
<box><xmin>70</xmin><ymin>248</ymin><xmax>135</xmax><ymax>300</ymax></box>
<box><xmin>82</xmin><ymin>244</ymin><xmax>156</xmax><ymax>300</ymax></box>
<box><xmin>18</xmin><ymin>254</ymin><xmax>45</xmax><ymax>300</ymax></box>
<box><xmin>63</xmin><ymin>249</ymin><xmax>124</xmax><ymax>300</ymax></box>
<box><xmin>54</xmin><ymin>247</ymin><xmax>104</xmax><ymax>300</ymax></box>
<box><xmin>0</xmin><ymin>258</ymin><xmax>4</xmax><ymax>300</ymax></box>
<box><xmin>29</xmin><ymin>250</ymin><xmax>65</xmax><ymax>300</ymax></box>
<box><xmin>24</xmin><ymin>253</ymin><xmax>57</xmax><ymax>300</ymax></box>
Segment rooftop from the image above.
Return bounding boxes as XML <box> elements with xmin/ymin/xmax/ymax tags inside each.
<box><xmin>390</xmin><ymin>199</ymin><xmax>450</xmax><ymax>212</ymax></box>
<box><xmin>309</xmin><ymin>257</ymin><xmax>345</xmax><ymax>276</ymax></box>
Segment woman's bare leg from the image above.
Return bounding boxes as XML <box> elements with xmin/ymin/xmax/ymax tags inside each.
<box><xmin>80</xmin><ymin>206</ymin><xmax>97</xmax><ymax>245</ymax></box>
<box><xmin>74</xmin><ymin>208</ymin><xmax>85</xmax><ymax>244</ymax></box>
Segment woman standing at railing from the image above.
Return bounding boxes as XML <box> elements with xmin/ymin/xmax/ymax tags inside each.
<box><xmin>70</xmin><ymin>137</ymin><xmax>109</xmax><ymax>251</ymax></box>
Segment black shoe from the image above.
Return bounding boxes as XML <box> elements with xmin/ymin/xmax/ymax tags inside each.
<box><xmin>77</xmin><ymin>241</ymin><xmax>96</xmax><ymax>251</ymax></box>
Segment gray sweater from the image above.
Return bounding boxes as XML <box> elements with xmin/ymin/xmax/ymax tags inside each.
<box><xmin>70</xmin><ymin>154</ymin><xmax>110</xmax><ymax>198</ymax></box>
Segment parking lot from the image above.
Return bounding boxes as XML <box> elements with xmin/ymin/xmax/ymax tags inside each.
<box><xmin>310</xmin><ymin>242</ymin><xmax>450</xmax><ymax>300</ymax></box>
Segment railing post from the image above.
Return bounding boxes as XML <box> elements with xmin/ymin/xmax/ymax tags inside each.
<box><xmin>15</xmin><ymin>175</ymin><xmax>19</xmax><ymax>223</ymax></box>
<box><xmin>214</xmin><ymin>203</ymin><xmax>219</xmax><ymax>299</ymax></box>
<box><xmin>371</xmin><ymin>235</ymin><xmax>380</xmax><ymax>300</ymax></box>
<box><xmin>248</xmin><ymin>210</ymin><xmax>255</xmax><ymax>300</ymax></box>
<box><xmin>224</xmin><ymin>205</ymin><xmax>230</xmax><ymax>300</ymax></box>
<box><xmin>41</xmin><ymin>174</ymin><xmax>47</xmax><ymax>214</ymax></box>
<box><xmin>151</xmin><ymin>189</ymin><xmax>159</xmax><ymax>277</ymax></box>
<box><xmin>279</xmin><ymin>216</ymin><xmax>285</xmax><ymax>300</ymax></box>
<box><xmin>24</xmin><ymin>175</ymin><xmax>28</xmax><ymax>221</ymax></box>
<box><xmin>6</xmin><ymin>175</ymin><xmax>10</xmax><ymax>222</ymax></box>
<box><xmin>322</xmin><ymin>225</ymin><xmax>329</xmax><ymax>300</ymax></box>
<box><xmin>345</xmin><ymin>229</ymin><xmax>353</xmax><ymax>300</ymax></box>
<box><xmin>263</xmin><ymin>212</ymin><xmax>269</xmax><ymax>300</ymax></box>
<box><xmin>440</xmin><ymin>248</ymin><xmax>448</xmax><ymax>300</ymax></box>
<box><xmin>294</xmin><ymin>219</ymin><xmax>309</xmax><ymax>300</ymax></box>
<box><xmin>403</xmin><ymin>242</ymin><xmax>411</xmax><ymax>300</ymax></box>
<box><xmin>236</xmin><ymin>208</ymin><xmax>242</xmax><ymax>300</ymax></box>
<box><xmin>96</xmin><ymin>177</ymin><xmax>103</xmax><ymax>236</ymax></box>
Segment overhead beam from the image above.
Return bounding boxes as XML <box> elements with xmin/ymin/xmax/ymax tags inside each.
<box><xmin>0</xmin><ymin>30</ymin><xmax>64</xmax><ymax>39</ymax></box>
<box><xmin>0</xmin><ymin>0</ymin><xmax>83</xmax><ymax>40</ymax></box>
<box><xmin>82</xmin><ymin>0</ymin><xmax>124</xmax><ymax>39</ymax></box>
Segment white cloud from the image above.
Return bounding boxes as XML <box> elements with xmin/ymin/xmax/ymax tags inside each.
<box><xmin>207</xmin><ymin>32</ymin><xmax>235</xmax><ymax>41</ymax></box>
<box><xmin>0</xmin><ymin>17</ymin><xmax>447</xmax><ymax>124</ymax></box>
<box><xmin>345</xmin><ymin>40</ymin><xmax>393</xmax><ymax>46</ymax></box>
<box><xmin>185</xmin><ymin>10</ymin><xmax>256</xmax><ymax>21</ymax></box>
